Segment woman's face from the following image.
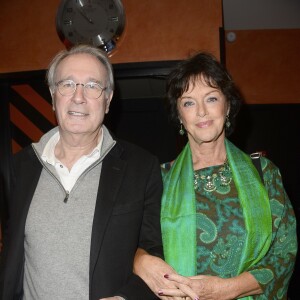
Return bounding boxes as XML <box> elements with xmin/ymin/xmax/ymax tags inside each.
<box><xmin>177</xmin><ymin>76</ymin><xmax>229</xmax><ymax>146</ymax></box>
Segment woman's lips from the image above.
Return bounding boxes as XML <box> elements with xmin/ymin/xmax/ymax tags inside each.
<box><xmin>196</xmin><ymin>120</ymin><xmax>212</xmax><ymax>128</ymax></box>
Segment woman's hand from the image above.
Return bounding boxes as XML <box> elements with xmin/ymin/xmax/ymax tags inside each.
<box><xmin>159</xmin><ymin>274</ymin><xmax>230</xmax><ymax>300</ymax></box>
<box><xmin>160</xmin><ymin>272</ymin><xmax>262</xmax><ymax>300</ymax></box>
<box><xmin>134</xmin><ymin>249</ymin><xmax>198</xmax><ymax>300</ymax></box>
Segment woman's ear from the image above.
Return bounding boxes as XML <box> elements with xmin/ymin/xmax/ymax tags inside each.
<box><xmin>226</xmin><ymin>102</ymin><xmax>230</xmax><ymax>116</ymax></box>
<box><xmin>178</xmin><ymin>112</ymin><xmax>182</xmax><ymax>124</ymax></box>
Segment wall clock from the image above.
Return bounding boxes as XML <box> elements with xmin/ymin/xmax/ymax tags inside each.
<box><xmin>56</xmin><ymin>0</ymin><xmax>126</xmax><ymax>54</ymax></box>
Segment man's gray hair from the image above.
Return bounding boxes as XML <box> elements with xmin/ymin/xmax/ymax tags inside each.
<box><xmin>46</xmin><ymin>44</ymin><xmax>114</xmax><ymax>97</ymax></box>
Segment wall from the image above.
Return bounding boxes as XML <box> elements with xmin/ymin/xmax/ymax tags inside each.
<box><xmin>223</xmin><ymin>0</ymin><xmax>300</xmax><ymax>30</ymax></box>
<box><xmin>225</xmin><ymin>29</ymin><xmax>300</xmax><ymax>104</ymax></box>
<box><xmin>2</xmin><ymin>1</ymin><xmax>300</xmax><ymax>105</ymax></box>
<box><xmin>222</xmin><ymin>0</ymin><xmax>300</xmax><ymax>104</ymax></box>
<box><xmin>0</xmin><ymin>0</ymin><xmax>222</xmax><ymax>73</ymax></box>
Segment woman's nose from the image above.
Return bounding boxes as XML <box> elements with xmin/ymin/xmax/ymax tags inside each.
<box><xmin>197</xmin><ymin>103</ymin><xmax>207</xmax><ymax>117</ymax></box>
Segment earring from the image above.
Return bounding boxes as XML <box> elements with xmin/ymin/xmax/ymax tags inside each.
<box><xmin>179</xmin><ymin>123</ymin><xmax>185</xmax><ymax>135</ymax></box>
<box><xmin>226</xmin><ymin>115</ymin><xmax>231</xmax><ymax>129</ymax></box>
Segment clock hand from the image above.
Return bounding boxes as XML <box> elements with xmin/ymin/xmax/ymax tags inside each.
<box><xmin>76</xmin><ymin>1</ymin><xmax>94</xmax><ymax>24</ymax></box>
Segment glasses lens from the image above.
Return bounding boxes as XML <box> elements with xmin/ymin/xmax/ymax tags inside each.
<box><xmin>58</xmin><ymin>80</ymin><xmax>76</xmax><ymax>96</ymax></box>
<box><xmin>56</xmin><ymin>80</ymin><xmax>105</xmax><ymax>99</ymax></box>
<box><xmin>84</xmin><ymin>82</ymin><xmax>103</xmax><ymax>99</ymax></box>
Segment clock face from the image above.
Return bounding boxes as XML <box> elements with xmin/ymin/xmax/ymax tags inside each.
<box><xmin>56</xmin><ymin>0</ymin><xmax>125</xmax><ymax>52</ymax></box>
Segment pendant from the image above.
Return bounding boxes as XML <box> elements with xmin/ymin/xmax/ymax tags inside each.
<box><xmin>194</xmin><ymin>161</ymin><xmax>232</xmax><ymax>192</ymax></box>
<box><xmin>203</xmin><ymin>175</ymin><xmax>217</xmax><ymax>192</ymax></box>
<box><xmin>219</xmin><ymin>172</ymin><xmax>232</xmax><ymax>186</ymax></box>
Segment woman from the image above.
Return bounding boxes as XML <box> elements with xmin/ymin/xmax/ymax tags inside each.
<box><xmin>134</xmin><ymin>52</ymin><xmax>297</xmax><ymax>300</ymax></box>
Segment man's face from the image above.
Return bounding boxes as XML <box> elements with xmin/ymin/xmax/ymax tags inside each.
<box><xmin>52</xmin><ymin>53</ymin><xmax>112</xmax><ymax>137</ymax></box>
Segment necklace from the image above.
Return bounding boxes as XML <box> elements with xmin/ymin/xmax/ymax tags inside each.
<box><xmin>193</xmin><ymin>158</ymin><xmax>232</xmax><ymax>192</ymax></box>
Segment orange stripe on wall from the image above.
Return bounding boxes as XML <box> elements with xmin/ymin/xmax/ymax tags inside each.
<box><xmin>12</xmin><ymin>139</ymin><xmax>22</xmax><ymax>154</ymax></box>
<box><xmin>10</xmin><ymin>103</ymin><xmax>44</xmax><ymax>142</ymax></box>
<box><xmin>12</xmin><ymin>84</ymin><xmax>56</xmax><ymax>125</ymax></box>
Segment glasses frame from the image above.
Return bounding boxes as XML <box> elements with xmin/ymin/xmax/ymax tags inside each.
<box><xmin>55</xmin><ymin>79</ymin><xmax>107</xmax><ymax>99</ymax></box>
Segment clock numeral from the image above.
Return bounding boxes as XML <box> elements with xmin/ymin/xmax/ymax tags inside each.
<box><xmin>110</xmin><ymin>16</ymin><xmax>119</xmax><ymax>22</ymax></box>
<box><xmin>68</xmin><ymin>32</ymin><xmax>74</xmax><ymax>37</ymax></box>
<box><xmin>66</xmin><ymin>7</ymin><xmax>73</xmax><ymax>13</ymax></box>
<box><xmin>76</xmin><ymin>0</ymin><xmax>91</xmax><ymax>4</ymax></box>
<box><xmin>64</xmin><ymin>20</ymin><xmax>73</xmax><ymax>25</ymax></box>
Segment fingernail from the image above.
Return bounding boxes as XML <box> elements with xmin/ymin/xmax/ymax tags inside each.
<box><xmin>164</xmin><ymin>274</ymin><xmax>169</xmax><ymax>278</ymax></box>
<box><xmin>194</xmin><ymin>298</ymin><xmax>200</xmax><ymax>300</ymax></box>
<box><xmin>158</xmin><ymin>290</ymin><xmax>164</xmax><ymax>296</ymax></box>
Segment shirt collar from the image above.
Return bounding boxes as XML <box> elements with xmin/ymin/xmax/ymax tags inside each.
<box><xmin>41</xmin><ymin>128</ymin><xmax>103</xmax><ymax>166</ymax></box>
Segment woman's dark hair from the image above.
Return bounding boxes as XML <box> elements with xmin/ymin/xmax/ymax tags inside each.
<box><xmin>166</xmin><ymin>52</ymin><xmax>243</xmax><ymax>136</ymax></box>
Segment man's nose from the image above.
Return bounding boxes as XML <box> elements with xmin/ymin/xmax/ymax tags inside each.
<box><xmin>72</xmin><ymin>84</ymin><xmax>86</xmax><ymax>103</ymax></box>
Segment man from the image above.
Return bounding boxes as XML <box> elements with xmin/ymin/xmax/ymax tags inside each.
<box><xmin>0</xmin><ymin>45</ymin><xmax>163</xmax><ymax>300</ymax></box>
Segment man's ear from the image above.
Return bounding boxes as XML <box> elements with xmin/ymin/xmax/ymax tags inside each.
<box><xmin>105</xmin><ymin>91</ymin><xmax>114</xmax><ymax>114</ymax></box>
<box><xmin>49</xmin><ymin>88</ymin><xmax>55</xmax><ymax>111</ymax></box>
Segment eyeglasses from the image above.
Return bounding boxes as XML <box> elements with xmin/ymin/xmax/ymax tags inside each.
<box><xmin>55</xmin><ymin>80</ymin><xmax>107</xmax><ymax>99</ymax></box>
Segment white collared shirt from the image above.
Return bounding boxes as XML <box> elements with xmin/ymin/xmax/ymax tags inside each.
<box><xmin>41</xmin><ymin>129</ymin><xmax>103</xmax><ymax>192</ymax></box>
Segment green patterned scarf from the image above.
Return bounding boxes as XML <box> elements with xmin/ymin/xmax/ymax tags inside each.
<box><xmin>161</xmin><ymin>139</ymin><xmax>272</xmax><ymax>298</ymax></box>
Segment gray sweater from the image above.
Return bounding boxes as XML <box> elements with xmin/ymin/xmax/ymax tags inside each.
<box><xmin>23</xmin><ymin>126</ymin><xmax>115</xmax><ymax>299</ymax></box>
